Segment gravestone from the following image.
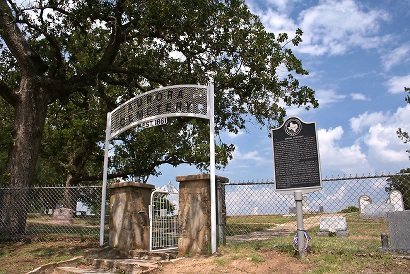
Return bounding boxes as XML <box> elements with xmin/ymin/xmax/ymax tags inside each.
<box><xmin>316</xmin><ymin>216</ymin><xmax>349</xmax><ymax>237</ymax></box>
<box><xmin>388</xmin><ymin>190</ymin><xmax>404</xmax><ymax>212</ymax></box>
<box><xmin>52</xmin><ymin>207</ymin><xmax>74</xmax><ymax>223</ymax></box>
<box><xmin>386</xmin><ymin>210</ymin><xmax>410</xmax><ymax>252</ymax></box>
<box><xmin>358</xmin><ymin>195</ymin><xmax>372</xmax><ymax>216</ymax></box>
<box><xmin>362</xmin><ymin>203</ymin><xmax>395</xmax><ymax>218</ymax></box>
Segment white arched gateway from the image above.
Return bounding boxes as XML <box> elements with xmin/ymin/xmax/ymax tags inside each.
<box><xmin>99</xmin><ymin>84</ymin><xmax>218</xmax><ymax>253</ymax></box>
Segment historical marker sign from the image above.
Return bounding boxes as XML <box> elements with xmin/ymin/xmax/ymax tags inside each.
<box><xmin>272</xmin><ymin>117</ymin><xmax>322</xmax><ymax>193</ymax></box>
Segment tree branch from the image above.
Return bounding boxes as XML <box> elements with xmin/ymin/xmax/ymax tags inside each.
<box><xmin>0</xmin><ymin>1</ymin><xmax>47</xmax><ymax>75</ymax></box>
<box><xmin>0</xmin><ymin>80</ymin><xmax>17</xmax><ymax>106</ymax></box>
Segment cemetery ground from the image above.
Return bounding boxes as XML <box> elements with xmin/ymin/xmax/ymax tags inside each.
<box><xmin>1</xmin><ymin>213</ymin><xmax>410</xmax><ymax>273</ymax></box>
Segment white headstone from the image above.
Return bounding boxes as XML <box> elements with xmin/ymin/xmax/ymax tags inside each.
<box><xmin>359</xmin><ymin>195</ymin><xmax>372</xmax><ymax>215</ymax></box>
<box><xmin>319</xmin><ymin>216</ymin><xmax>348</xmax><ymax>232</ymax></box>
<box><xmin>362</xmin><ymin>203</ymin><xmax>395</xmax><ymax>218</ymax></box>
<box><xmin>389</xmin><ymin>190</ymin><xmax>404</xmax><ymax>211</ymax></box>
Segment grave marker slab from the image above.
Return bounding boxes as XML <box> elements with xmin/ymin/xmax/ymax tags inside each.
<box><xmin>362</xmin><ymin>203</ymin><xmax>395</xmax><ymax>218</ymax></box>
<box><xmin>316</xmin><ymin>216</ymin><xmax>349</xmax><ymax>237</ymax></box>
<box><xmin>387</xmin><ymin>210</ymin><xmax>410</xmax><ymax>252</ymax></box>
<box><xmin>52</xmin><ymin>208</ymin><xmax>73</xmax><ymax>223</ymax></box>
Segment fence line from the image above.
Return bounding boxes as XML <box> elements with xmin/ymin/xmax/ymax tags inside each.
<box><xmin>0</xmin><ymin>185</ymin><xmax>107</xmax><ymax>239</ymax></box>
<box><xmin>0</xmin><ymin>173</ymin><xmax>409</xmax><ymax>243</ymax></box>
<box><xmin>223</xmin><ymin>173</ymin><xmax>409</xmax><ymax>241</ymax></box>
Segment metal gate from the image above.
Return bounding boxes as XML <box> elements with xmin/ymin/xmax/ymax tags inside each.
<box><xmin>149</xmin><ymin>183</ymin><xmax>179</xmax><ymax>251</ymax></box>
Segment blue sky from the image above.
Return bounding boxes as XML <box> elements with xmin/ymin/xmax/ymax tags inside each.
<box><xmin>152</xmin><ymin>0</ymin><xmax>410</xmax><ymax>187</ymax></box>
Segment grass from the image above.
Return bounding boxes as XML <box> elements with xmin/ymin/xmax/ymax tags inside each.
<box><xmin>223</xmin><ymin>213</ymin><xmax>409</xmax><ymax>273</ymax></box>
<box><xmin>2</xmin><ymin>214</ymin><xmax>409</xmax><ymax>273</ymax></box>
<box><xmin>0</xmin><ymin>236</ymin><xmax>100</xmax><ymax>273</ymax></box>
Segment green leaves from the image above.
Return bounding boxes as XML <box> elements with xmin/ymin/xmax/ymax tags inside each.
<box><xmin>1</xmin><ymin>0</ymin><xmax>318</xmax><ymax>185</ymax></box>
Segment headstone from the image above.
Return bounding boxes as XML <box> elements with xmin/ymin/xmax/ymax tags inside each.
<box><xmin>388</xmin><ymin>190</ymin><xmax>404</xmax><ymax>211</ymax></box>
<box><xmin>362</xmin><ymin>203</ymin><xmax>395</xmax><ymax>218</ymax></box>
<box><xmin>358</xmin><ymin>195</ymin><xmax>372</xmax><ymax>216</ymax></box>
<box><xmin>316</xmin><ymin>216</ymin><xmax>349</xmax><ymax>237</ymax></box>
<box><xmin>386</xmin><ymin>210</ymin><xmax>410</xmax><ymax>252</ymax></box>
<box><xmin>52</xmin><ymin>207</ymin><xmax>73</xmax><ymax>223</ymax></box>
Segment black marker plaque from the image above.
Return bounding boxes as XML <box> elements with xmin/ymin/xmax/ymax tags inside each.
<box><xmin>272</xmin><ymin>117</ymin><xmax>322</xmax><ymax>192</ymax></box>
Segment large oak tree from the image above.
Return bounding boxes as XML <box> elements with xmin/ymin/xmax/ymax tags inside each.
<box><xmin>0</xmin><ymin>0</ymin><xmax>317</xmax><ymax>236</ymax></box>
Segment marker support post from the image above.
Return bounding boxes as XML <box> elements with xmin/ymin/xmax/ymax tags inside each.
<box><xmin>294</xmin><ymin>190</ymin><xmax>306</xmax><ymax>259</ymax></box>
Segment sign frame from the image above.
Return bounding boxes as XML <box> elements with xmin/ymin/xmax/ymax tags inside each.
<box><xmin>271</xmin><ymin>116</ymin><xmax>322</xmax><ymax>194</ymax></box>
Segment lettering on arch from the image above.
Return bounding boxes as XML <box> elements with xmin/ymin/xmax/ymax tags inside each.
<box><xmin>108</xmin><ymin>85</ymin><xmax>210</xmax><ymax>139</ymax></box>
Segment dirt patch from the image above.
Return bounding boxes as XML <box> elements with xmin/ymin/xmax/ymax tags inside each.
<box><xmin>227</xmin><ymin>214</ymin><xmax>321</xmax><ymax>242</ymax></box>
<box><xmin>153</xmin><ymin>248</ymin><xmax>313</xmax><ymax>274</ymax></box>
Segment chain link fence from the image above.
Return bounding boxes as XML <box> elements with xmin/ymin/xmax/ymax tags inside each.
<box><xmin>0</xmin><ymin>185</ymin><xmax>106</xmax><ymax>240</ymax></box>
<box><xmin>223</xmin><ymin>173</ymin><xmax>410</xmax><ymax>245</ymax></box>
<box><xmin>0</xmin><ymin>173</ymin><xmax>409</xmax><ymax>248</ymax></box>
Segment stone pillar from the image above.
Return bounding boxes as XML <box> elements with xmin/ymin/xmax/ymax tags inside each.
<box><xmin>176</xmin><ymin>174</ymin><xmax>228</xmax><ymax>256</ymax></box>
<box><xmin>109</xmin><ymin>182</ymin><xmax>154</xmax><ymax>253</ymax></box>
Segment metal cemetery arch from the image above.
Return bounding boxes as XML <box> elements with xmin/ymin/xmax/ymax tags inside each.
<box><xmin>99</xmin><ymin>84</ymin><xmax>218</xmax><ymax>253</ymax></box>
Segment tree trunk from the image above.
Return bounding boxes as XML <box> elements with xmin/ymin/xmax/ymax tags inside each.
<box><xmin>1</xmin><ymin>77</ymin><xmax>49</xmax><ymax>236</ymax></box>
<box><xmin>63</xmin><ymin>172</ymin><xmax>78</xmax><ymax>214</ymax></box>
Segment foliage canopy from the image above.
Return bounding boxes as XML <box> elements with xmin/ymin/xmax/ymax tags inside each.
<box><xmin>0</xmin><ymin>0</ymin><xmax>317</xmax><ymax>187</ymax></box>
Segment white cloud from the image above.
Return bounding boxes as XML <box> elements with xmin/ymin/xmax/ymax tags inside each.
<box><xmin>316</xmin><ymin>89</ymin><xmax>346</xmax><ymax>106</ymax></box>
<box><xmin>256</xmin><ymin>9</ymin><xmax>298</xmax><ymax>35</ymax></box>
<box><xmin>382</xmin><ymin>45</ymin><xmax>410</xmax><ymax>71</ymax></box>
<box><xmin>385</xmin><ymin>75</ymin><xmax>410</xmax><ymax>94</ymax></box>
<box><xmin>226</xmin><ymin>130</ymin><xmax>245</xmax><ymax>139</ymax></box>
<box><xmin>317</xmin><ymin>127</ymin><xmax>370</xmax><ymax>174</ymax></box>
<box><xmin>232</xmin><ymin>148</ymin><xmax>266</xmax><ymax>165</ymax></box>
<box><xmin>362</xmin><ymin>105</ymin><xmax>410</xmax><ymax>164</ymax></box>
<box><xmin>350</xmin><ymin>111</ymin><xmax>386</xmax><ymax>133</ymax></box>
<box><xmin>350</xmin><ymin>93</ymin><xmax>370</xmax><ymax>101</ymax></box>
<box><xmin>297</xmin><ymin>0</ymin><xmax>391</xmax><ymax>56</ymax></box>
